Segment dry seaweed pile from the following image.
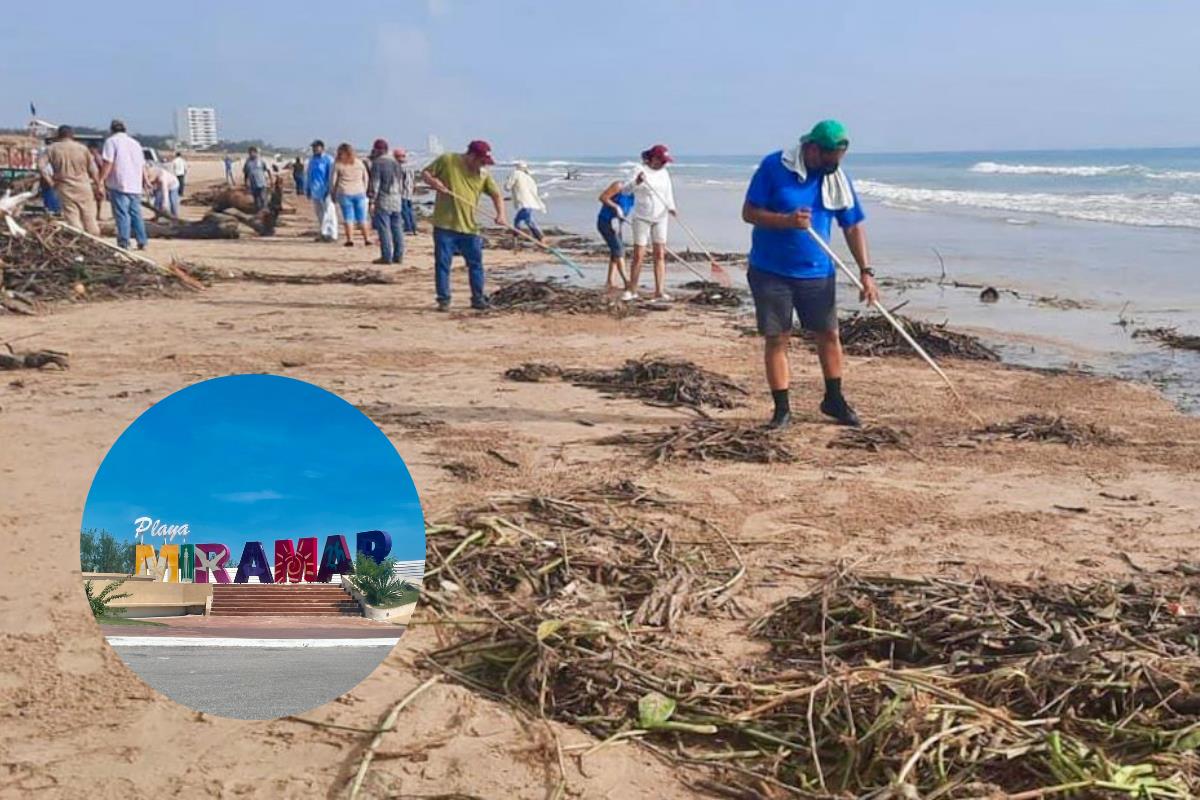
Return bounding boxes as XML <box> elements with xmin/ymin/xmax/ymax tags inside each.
<box><xmin>686</xmin><ymin>282</ymin><xmax>744</xmax><ymax>308</ymax></box>
<box><xmin>1</xmin><ymin>218</ymin><xmax>199</xmax><ymax>312</ymax></box>
<box><xmin>978</xmin><ymin>414</ymin><xmax>1122</xmax><ymax>446</ymax></box>
<box><xmin>237</xmin><ymin>268</ymin><xmax>394</xmax><ymax>285</ymax></box>
<box><xmin>505</xmin><ymin>358</ymin><xmax>747</xmax><ymax>410</ymax></box>
<box><xmin>423</xmin><ymin>487</ymin><xmax>742</xmax><ymax>630</ymax></box>
<box><xmin>1134</xmin><ymin>327</ymin><xmax>1200</xmax><ymax>352</ymax></box>
<box><xmin>422</xmin><ymin>510</ymin><xmax>1199</xmax><ymax>800</ymax></box>
<box><xmin>489</xmin><ymin>279</ymin><xmax>639</xmax><ymax>317</ymax></box>
<box><xmin>829</xmin><ymin>424</ymin><xmax>910</xmax><ymax>452</ymax></box>
<box><xmin>741</xmin><ymin>572</ymin><xmax>1199</xmax><ymax>797</ymax></box>
<box><xmin>600</xmin><ymin>419</ymin><xmax>796</xmax><ymax>463</ymax></box>
<box><xmin>839</xmin><ymin>311</ymin><xmax>1000</xmax><ymax>361</ymax></box>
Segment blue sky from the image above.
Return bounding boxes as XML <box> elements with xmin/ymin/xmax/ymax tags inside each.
<box><xmin>5</xmin><ymin>1</ymin><xmax>1198</xmax><ymax>156</ymax></box>
<box><xmin>82</xmin><ymin>375</ymin><xmax>425</xmax><ymax>562</ymax></box>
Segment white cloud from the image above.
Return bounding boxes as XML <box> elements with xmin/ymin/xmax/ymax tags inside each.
<box><xmin>214</xmin><ymin>490</ymin><xmax>286</xmax><ymax>504</ymax></box>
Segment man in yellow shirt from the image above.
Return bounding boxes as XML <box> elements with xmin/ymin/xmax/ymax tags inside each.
<box><xmin>421</xmin><ymin>140</ymin><xmax>506</xmax><ymax>311</ymax></box>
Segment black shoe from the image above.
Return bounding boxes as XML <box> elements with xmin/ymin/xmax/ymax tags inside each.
<box><xmin>820</xmin><ymin>397</ymin><xmax>861</xmax><ymax>427</ymax></box>
<box><xmin>766</xmin><ymin>410</ymin><xmax>792</xmax><ymax>431</ymax></box>
<box><xmin>436</xmin><ymin>301</ymin><xmax>450</xmax><ymax>312</ymax></box>
<box><xmin>471</xmin><ymin>298</ymin><xmax>491</xmax><ymax>311</ymax></box>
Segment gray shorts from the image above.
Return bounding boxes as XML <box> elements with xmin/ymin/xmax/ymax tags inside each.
<box><xmin>747</xmin><ymin>267</ymin><xmax>837</xmax><ymax>336</ymax></box>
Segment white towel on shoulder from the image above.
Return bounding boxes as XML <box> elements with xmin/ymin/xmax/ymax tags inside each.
<box><xmin>780</xmin><ymin>144</ymin><xmax>854</xmax><ymax>211</ymax></box>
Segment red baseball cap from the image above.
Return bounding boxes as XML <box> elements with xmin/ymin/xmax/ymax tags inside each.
<box><xmin>467</xmin><ymin>140</ymin><xmax>495</xmax><ymax>165</ymax></box>
<box><xmin>372</xmin><ymin>138</ymin><xmax>389</xmax><ymax>152</ymax></box>
<box><xmin>644</xmin><ymin>144</ymin><xmax>673</xmax><ymax>164</ymax></box>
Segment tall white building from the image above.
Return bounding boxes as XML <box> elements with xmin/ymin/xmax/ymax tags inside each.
<box><xmin>174</xmin><ymin>107</ymin><xmax>218</xmax><ymax>149</ymax></box>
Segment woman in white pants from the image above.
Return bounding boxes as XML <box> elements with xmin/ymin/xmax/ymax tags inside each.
<box><xmin>622</xmin><ymin>144</ymin><xmax>676</xmax><ymax>301</ymax></box>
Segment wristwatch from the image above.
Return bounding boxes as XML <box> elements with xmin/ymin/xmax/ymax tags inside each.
<box><xmin>860</xmin><ymin>266</ymin><xmax>876</xmax><ymax>277</ymax></box>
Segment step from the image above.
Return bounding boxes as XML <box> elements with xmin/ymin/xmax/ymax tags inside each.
<box><xmin>209</xmin><ymin>609</ymin><xmax>361</xmax><ymax>617</ymax></box>
<box><xmin>210</xmin><ymin>606</ymin><xmax>361</xmax><ymax>613</ymax></box>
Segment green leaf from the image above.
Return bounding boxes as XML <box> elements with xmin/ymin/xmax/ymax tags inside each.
<box><xmin>638</xmin><ymin>692</ymin><xmax>677</xmax><ymax>728</ymax></box>
<box><xmin>536</xmin><ymin>620</ymin><xmax>566</xmax><ymax>642</ymax></box>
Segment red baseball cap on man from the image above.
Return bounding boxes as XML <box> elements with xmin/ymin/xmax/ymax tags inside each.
<box><xmin>466</xmin><ymin>140</ymin><xmax>495</xmax><ymax>165</ymax></box>
<box><xmin>644</xmin><ymin>144</ymin><xmax>673</xmax><ymax>164</ymax></box>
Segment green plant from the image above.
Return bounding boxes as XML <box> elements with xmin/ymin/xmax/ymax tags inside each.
<box><xmin>79</xmin><ymin>528</ymin><xmax>136</xmax><ymax>573</ymax></box>
<box><xmin>84</xmin><ymin>577</ymin><xmax>132</xmax><ymax>619</ymax></box>
<box><xmin>348</xmin><ymin>555</ymin><xmax>419</xmax><ymax>608</ymax></box>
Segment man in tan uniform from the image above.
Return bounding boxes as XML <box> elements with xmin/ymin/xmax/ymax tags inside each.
<box><xmin>45</xmin><ymin>125</ymin><xmax>103</xmax><ymax>235</ymax></box>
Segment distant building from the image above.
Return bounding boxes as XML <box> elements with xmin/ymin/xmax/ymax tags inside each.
<box><xmin>174</xmin><ymin>107</ymin><xmax>218</xmax><ymax>149</ymax></box>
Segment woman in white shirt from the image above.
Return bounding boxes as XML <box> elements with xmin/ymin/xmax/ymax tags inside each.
<box><xmin>622</xmin><ymin>144</ymin><xmax>676</xmax><ymax>301</ymax></box>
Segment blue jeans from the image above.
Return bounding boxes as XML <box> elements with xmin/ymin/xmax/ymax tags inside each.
<box><xmin>433</xmin><ymin>227</ymin><xmax>485</xmax><ymax>305</ymax></box>
<box><xmin>155</xmin><ymin>187</ymin><xmax>180</xmax><ymax>218</ymax></box>
<box><xmin>251</xmin><ymin>185</ymin><xmax>267</xmax><ymax>211</ymax></box>
<box><xmin>109</xmin><ymin>191</ymin><xmax>147</xmax><ymax>248</ymax></box>
<box><xmin>401</xmin><ymin>199</ymin><xmax>417</xmax><ymax>233</ymax></box>
<box><xmin>294</xmin><ymin>176</ymin><xmax>304</xmax><ymax>195</ymax></box>
<box><xmin>514</xmin><ymin>207</ymin><xmax>543</xmax><ymax>240</ymax></box>
<box><xmin>374</xmin><ymin>209</ymin><xmax>404</xmax><ymax>263</ymax></box>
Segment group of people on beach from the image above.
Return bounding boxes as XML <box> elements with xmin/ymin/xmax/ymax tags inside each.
<box><xmin>39</xmin><ymin>116</ymin><xmax>880</xmax><ymax>429</ymax></box>
<box><xmin>38</xmin><ymin>121</ymin><xmax>189</xmax><ymax>240</ymax></box>
<box><xmin>403</xmin><ymin>121</ymin><xmax>880</xmax><ymax>428</ymax></box>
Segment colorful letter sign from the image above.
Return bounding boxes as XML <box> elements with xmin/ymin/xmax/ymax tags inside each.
<box><xmin>193</xmin><ymin>544</ymin><xmax>231</xmax><ymax>584</ymax></box>
<box><xmin>356</xmin><ymin>530</ymin><xmax>392</xmax><ymax>564</ymax></box>
<box><xmin>234</xmin><ymin>541</ymin><xmax>275</xmax><ymax>584</ymax></box>
<box><xmin>317</xmin><ymin>535</ymin><xmax>353</xmax><ymax>582</ymax></box>
<box><xmin>274</xmin><ymin>537</ymin><xmax>318</xmax><ymax>583</ymax></box>
<box><xmin>132</xmin><ymin>532</ymin><xmax>391</xmax><ymax>584</ymax></box>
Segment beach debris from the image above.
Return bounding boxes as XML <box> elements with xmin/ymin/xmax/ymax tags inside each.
<box><xmin>504</xmin><ymin>358</ymin><xmax>747</xmax><ymax>410</ymax></box>
<box><xmin>137</xmin><ymin>213</ymin><xmax>241</xmax><ymax>240</ymax></box>
<box><xmin>828</xmin><ymin>424</ymin><xmax>910</xmax><ymax>452</ymax></box>
<box><xmin>422</xmin><ymin>498</ymin><xmax>1200</xmax><ymax>800</ymax></box>
<box><xmin>599</xmin><ymin>418</ymin><xmax>796</xmax><ymax>463</ymax></box>
<box><xmin>442</xmin><ymin>462</ymin><xmax>480</xmax><ymax>481</ymax></box>
<box><xmin>1134</xmin><ymin>326</ymin><xmax>1200</xmax><ymax>352</ymax></box>
<box><xmin>683</xmin><ymin>280</ymin><xmax>744</xmax><ymax>308</ymax></box>
<box><xmin>0</xmin><ymin>346</ymin><xmax>69</xmax><ymax>370</ymax></box>
<box><xmin>979</xmin><ymin>286</ymin><xmax>1000</xmax><ymax>303</ymax></box>
<box><xmin>838</xmin><ymin>311</ymin><xmax>1000</xmax><ymax>360</ymax></box>
<box><xmin>237</xmin><ymin>268</ymin><xmax>394</xmax><ymax>286</ymax></box>
<box><xmin>1</xmin><ymin>217</ymin><xmax>202</xmax><ymax>311</ymax></box>
<box><xmin>489</xmin><ymin>279</ymin><xmax>639</xmax><ymax>317</ymax></box>
<box><xmin>975</xmin><ymin>414</ymin><xmax>1122</xmax><ymax>446</ymax></box>
<box><xmin>356</xmin><ymin>404</ymin><xmax>447</xmax><ymax>436</ymax></box>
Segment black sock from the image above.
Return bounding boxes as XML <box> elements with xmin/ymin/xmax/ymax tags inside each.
<box><xmin>771</xmin><ymin>388</ymin><xmax>790</xmax><ymax>417</ymax></box>
<box><xmin>824</xmin><ymin>378</ymin><xmax>843</xmax><ymax>403</ymax></box>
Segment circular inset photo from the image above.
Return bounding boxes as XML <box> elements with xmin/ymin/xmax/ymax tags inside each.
<box><xmin>80</xmin><ymin>374</ymin><xmax>425</xmax><ymax>720</ymax></box>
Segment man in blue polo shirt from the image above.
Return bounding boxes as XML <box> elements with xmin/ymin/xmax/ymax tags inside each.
<box><xmin>742</xmin><ymin>119</ymin><xmax>880</xmax><ymax>430</ymax></box>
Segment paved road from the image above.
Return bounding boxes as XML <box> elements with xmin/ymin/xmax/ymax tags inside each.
<box><xmin>111</xmin><ymin>644</ymin><xmax>395</xmax><ymax>719</ymax></box>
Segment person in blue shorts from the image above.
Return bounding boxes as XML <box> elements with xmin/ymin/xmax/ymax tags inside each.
<box><xmin>742</xmin><ymin>119</ymin><xmax>880</xmax><ymax>430</ymax></box>
<box><xmin>597</xmin><ymin>180</ymin><xmax>635</xmax><ymax>291</ymax></box>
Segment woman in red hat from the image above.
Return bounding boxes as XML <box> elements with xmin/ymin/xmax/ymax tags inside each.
<box><xmin>622</xmin><ymin>144</ymin><xmax>676</xmax><ymax>302</ymax></box>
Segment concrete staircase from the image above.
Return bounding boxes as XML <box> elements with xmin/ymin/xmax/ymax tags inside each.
<box><xmin>209</xmin><ymin>583</ymin><xmax>362</xmax><ymax>617</ymax></box>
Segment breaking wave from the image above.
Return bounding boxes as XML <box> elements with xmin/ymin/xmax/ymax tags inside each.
<box><xmin>857</xmin><ymin>180</ymin><xmax>1200</xmax><ymax>229</ymax></box>
<box><xmin>971</xmin><ymin>161</ymin><xmax>1200</xmax><ymax>181</ymax></box>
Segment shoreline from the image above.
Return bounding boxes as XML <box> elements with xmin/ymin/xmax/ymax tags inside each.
<box><xmin>2</xmin><ymin>176</ymin><xmax>1199</xmax><ymax>797</ymax></box>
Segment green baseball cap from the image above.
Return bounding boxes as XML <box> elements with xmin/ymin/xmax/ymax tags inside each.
<box><xmin>801</xmin><ymin>119</ymin><xmax>850</xmax><ymax>151</ymax></box>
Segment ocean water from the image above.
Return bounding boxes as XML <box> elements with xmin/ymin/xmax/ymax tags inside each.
<box><xmin>503</xmin><ymin>148</ymin><xmax>1200</xmax><ymax>412</ymax></box>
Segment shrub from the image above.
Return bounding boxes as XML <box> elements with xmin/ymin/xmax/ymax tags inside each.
<box><xmin>84</xmin><ymin>578</ymin><xmax>132</xmax><ymax>619</ymax></box>
<box><xmin>347</xmin><ymin>555</ymin><xmax>419</xmax><ymax>608</ymax></box>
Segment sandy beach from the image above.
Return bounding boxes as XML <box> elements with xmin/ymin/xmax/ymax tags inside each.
<box><xmin>2</xmin><ymin>174</ymin><xmax>1198</xmax><ymax>798</ymax></box>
